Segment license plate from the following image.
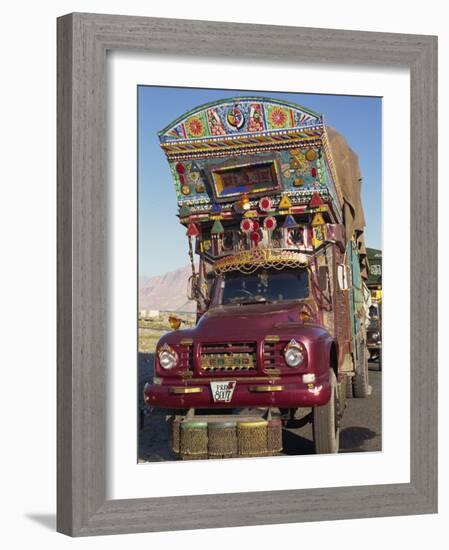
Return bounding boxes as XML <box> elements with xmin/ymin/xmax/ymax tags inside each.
<box><xmin>210</xmin><ymin>381</ymin><xmax>236</xmax><ymax>403</ymax></box>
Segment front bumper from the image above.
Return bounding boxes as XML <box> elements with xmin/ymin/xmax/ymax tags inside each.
<box><xmin>144</xmin><ymin>373</ymin><xmax>331</xmax><ymax>409</ymax></box>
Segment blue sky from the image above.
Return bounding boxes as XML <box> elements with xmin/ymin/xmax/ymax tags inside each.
<box><xmin>138</xmin><ymin>86</ymin><xmax>381</xmax><ymax>278</ymax></box>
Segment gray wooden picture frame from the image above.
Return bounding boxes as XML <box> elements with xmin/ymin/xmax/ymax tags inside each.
<box><xmin>57</xmin><ymin>12</ymin><xmax>438</xmax><ymax>537</ymax></box>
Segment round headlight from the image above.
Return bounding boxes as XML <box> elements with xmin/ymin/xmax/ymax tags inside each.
<box><xmin>371</xmin><ymin>332</ymin><xmax>380</xmax><ymax>340</ymax></box>
<box><xmin>158</xmin><ymin>346</ymin><xmax>178</xmax><ymax>370</ymax></box>
<box><xmin>284</xmin><ymin>346</ymin><xmax>304</xmax><ymax>367</ymax></box>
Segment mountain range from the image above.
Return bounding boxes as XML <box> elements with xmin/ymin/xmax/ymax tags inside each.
<box><xmin>139</xmin><ymin>265</ymin><xmax>196</xmax><ymax>312</ymax></box>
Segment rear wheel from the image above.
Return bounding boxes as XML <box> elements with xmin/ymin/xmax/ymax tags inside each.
<box><xmin>312</xmin><ymin>369</ymin><xmax>339</xmax><ymax>454</ymax></box>
<box><xmin>353</xmin><ymin>342</ymin><xmax>371</xmax><ymax>397</ymax></box>
<box><xmin>345</xmin><ymin>375</ymin><xmax>353</xmax><ymax>398</ymax></box>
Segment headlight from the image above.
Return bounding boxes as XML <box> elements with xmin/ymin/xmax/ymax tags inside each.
<box><xmin>158</xmin><ymin>344</ymin><xmax>178</xmax><ymax>370</ymax></box>
<box><xmin>371</xmin><ymin>332</ymin><xmax>380</xmax><ymax>340</ymax></box>
<box><xmin>284</xmin><ymin>339</ymin><xmax>304</xmax><ymax>367</ymax></box>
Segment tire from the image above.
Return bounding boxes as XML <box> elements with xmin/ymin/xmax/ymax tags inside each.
<box><xmin>345</xmin><ymin>375</ymin><xmax>353</xmax><ymax>398</ymax></box>
<box><xmin>337</xmin><ymin>376</ymin><xmax>347</xmax><ymax>422</ymax></box>
<box><xmin>312</xmin><ymin>369</ymin><xmax>339</xmax><ymax>454</ymax></box>
<box><xmin>353</xmin><ymin>342</ymin><xmax>371</xmax><ymax>398</ymax></box>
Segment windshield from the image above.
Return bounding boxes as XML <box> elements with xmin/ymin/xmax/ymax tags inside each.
<box><xmin>219</xmin><ymin>267</ymin><xmax>309</xmax><ymax>305</ymax></box>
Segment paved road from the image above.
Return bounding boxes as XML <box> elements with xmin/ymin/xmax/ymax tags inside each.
<box><xmin>281</xmin><ymin>363</ymin><xmax>382</xmax><ymax>455</ymax></box>
<box><xmin>138</xmin><ymin>353</ymin><xmax>382</xmax><ymax>461</ymax></box>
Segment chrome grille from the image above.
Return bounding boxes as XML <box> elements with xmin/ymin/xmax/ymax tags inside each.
<box><xmin>200</xmin><ymin>342</ymin><xmax>257</xmax><ymax>372</ymax></box>
<box><xmin>178</xmin><ymin>343</ymin><xmax>194</xmax><ymax>372</ymax></box>
<box><xmin>263</xmin><ymin>341</ymin><xmax>280</xmax><ymax>369</ymax></box>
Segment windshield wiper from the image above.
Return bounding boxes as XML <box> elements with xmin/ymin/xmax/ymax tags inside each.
<box><xmin>232</xmin><ymin>297</ymin><xmax>272</xmax><ymax>305</ymax></box>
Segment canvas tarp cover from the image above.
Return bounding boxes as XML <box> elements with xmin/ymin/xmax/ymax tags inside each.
<box><xmin>326</xmin><ymin>126</ymin><xmax>369</xmax><ymax>279</ymax></box>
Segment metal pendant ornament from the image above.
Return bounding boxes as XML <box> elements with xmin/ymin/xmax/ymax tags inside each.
<box><xmin>259</xmin><ymin>196</ymin><xmax>272</xmax><ymax>212</ymax></box>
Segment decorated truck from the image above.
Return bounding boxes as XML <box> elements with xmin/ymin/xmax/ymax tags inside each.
<box><xmin>143</xmin><ymin>97</ymin><xmax>370</xmax><ymax>456</ymax></box>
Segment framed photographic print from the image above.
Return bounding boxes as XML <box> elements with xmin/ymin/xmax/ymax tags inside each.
<box><xmin>137</xmin><ymin>87</ymin><xmax>382</xmax><ymax>464</ymax></box>
<box><xmin>57</xmin><ymin>13</ymin><xmax>437</xmax><ymax>536</ymax></box>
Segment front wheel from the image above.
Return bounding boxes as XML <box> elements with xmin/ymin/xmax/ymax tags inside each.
<box><xmin>312</xmin><ymin>369</ymin><xmax>339</xmax><ymax>454</ymax></box>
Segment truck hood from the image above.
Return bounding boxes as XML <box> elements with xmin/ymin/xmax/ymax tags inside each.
<box><xmin>162</xmin><ymin>301</ymin><xmax>330</xmax><ymax>346</ymax></box>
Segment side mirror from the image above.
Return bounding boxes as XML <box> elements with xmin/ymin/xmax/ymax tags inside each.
<box><xmin>337</xmin><ymin>264</ymin><xmax>349</xmax><ymax>291</ymax></box>
<box><xmin>187</xmin><ymin>274</ymin><xmax>198</xmax><ymax>301</ymax></box>
<box><xmin>187</xmin><ymin>273</ymin><xmax>210</xmax><ymax>304</ymax></box>
<box><xmin>318</xmin><ymin>266</ymin><xmax>329</xmax><ymax>292</ymax></box>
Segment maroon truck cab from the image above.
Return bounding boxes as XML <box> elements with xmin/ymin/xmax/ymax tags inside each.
<box><xmin>144</xmin><ymin>300</ymin><xmax>335</xmax><ymax>410</ymax></box>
